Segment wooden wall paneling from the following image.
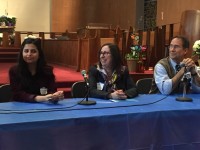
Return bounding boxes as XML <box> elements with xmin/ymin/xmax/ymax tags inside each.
<box><xmin>160</xmin><ymin>26</ymin><xmax>167</xmax><ymax>58</ymax></box>
<box><xmin>157</xmin><ymin>0</ymin><xmax>200</xmax><ymax>34</ymax></box>
<box><xmin>164</xmin><ymin>24</ymin><xmax>175</xmax><ymax>46</ymax></box>
<box><xmin>51</xmin><ymin>0</ymin><xmax>137</xmax><ymax>32</ymax></box>
<box><xmin>44</xmin><ymin>40</ymin><xmax>59</xmax><ymax>64</ymax></box>
<box><xmin>88</xmin><ymin>37</ymin><xmax>99</xmax><ymax>68</ymax></box>
<box><xmin>138</xmin><ymin>29</ymin><xmax>153</xmax><ymax>70</ymax></box>
<box><xmin>51</xmin><ymin>0</ymin><xmax>90</xmax><ymax>32</ymax></box>
<box><xmin>125</xmin><ymin>26</ymin><xmax>134</xmax><ymax>55</ymax></box>
<box><xmin>79</xmin><ymin>39</ymin><xmax>89</xmax><ymax>71</ymax></box>
<box><xmin>169</xmin><ymin>24</ymin><xmax>174</xmax><ymax>43</ymax></box>
<box><xmin>39</xmin><ymin>32</ymin><xmax>45</xmax><ymax>40</ymax></box>
<box><xmin>79</xmin><ymin>37</ymin><xmax>98</xmax><ymax>71</ymax></box>
<box><xmin>2</xmin><ymin>32</ymin><xmax>9</xmax><ymax>47</ymax></box>
<box><xmin>152</xmin><ymin>27</ymin><xmax>159</xmax><ymax>66</ymax></box>
<box><xmin>76</xmin><ymin>39</ymin><xmax>81</xmax><ymax>71</ymax></box>
<box><xmin>100</xmin><ymin>38</ymin><xmax>115</xmax><ymax>46</ymax></box>
<box><xmin>165</xmin><ymin>25</ymin><xmax>170</xmax><ymax>45</ymax></box>
<box><xmin>145</xmin><ymin>30</ymin><xmax>150</xmax><ymax>70</ymax></box>
<box><xmin>179</xmin><ymin>10</ymin><xmax>200</xmax><ymax>58</ymax></box>
<box><xmin>121</xmin><ymin>31</ymin><xmax>127</xmax><ymax>64</ymax></box>
<box><xmin>43</xmin><ymin>40</ymin><xmax>52</xmax><ymax>61</ymax></box>
<box><xmin>43</xmin><ymin>39</ymin><xmax>79</xmax><ymax>69</ymax></box>
<box><xmin>39</xmin><ymin>32</ymin><xmax>45</xmax><ymax>49</ymax></box>
<box><xmin>150</xmin><ymin>31</ymin><xmax>155</xmax><ymax>65</ymax></box>
<box><xmin>67</xmin><ymin>32</ymin><xmax>78</xmax><ymax>39</ymax></box>
<box><xmin>114</xmin><ymin>27</ymin><xmax>123</xmax><ymax>49</ymax></box>
<box><xmin>14</xmin><ymin>31</ymin><xmax>21</xmax><ymax>48</ymax></box>
<box><xmin>141</xmin><ymin>31</ymin><xmax>147</xmax><ymax>46</ymax></box>
<box><xmin>143</xmin><ymin>30</ymin><xmax>155</xmax><ymax>68</ymax></box>
<box><xmin>157</xmin><ymin>0</ymin><xmax>181</xmax><ymax>26</ymax></box>
<box><xmin>65</xmin><ymin>40</ymin><xmax>79</xmax><ymax>68</ymax></box>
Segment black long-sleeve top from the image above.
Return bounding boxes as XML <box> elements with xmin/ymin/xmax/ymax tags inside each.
<box><xmin>9</xmin><ymin>65</ymin><xmax>57</xmax><ymax>102</ymax></box>
<box><xmin>88</xmin><ymin>65</ymin><xmax>138</xmax><ymax>99</ymax></box>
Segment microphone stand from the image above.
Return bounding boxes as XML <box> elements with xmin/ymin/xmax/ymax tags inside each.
<box><xmin>78</xmin><ymin>82</ymin><xmax>96</xmax><ymax>105</ymax></box>
<box><xmin>176</xmin><ymin>67</ymin><xmax>193</xmax><ymax>102</ymax></box>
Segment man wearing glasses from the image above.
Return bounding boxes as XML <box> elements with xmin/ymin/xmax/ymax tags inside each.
<box><xmin>150</xmin><ymin>35</ymin><xmax>200</xmax><ymax>95</ymax></box>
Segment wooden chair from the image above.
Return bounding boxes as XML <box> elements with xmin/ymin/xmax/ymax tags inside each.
<box><xmin>71</xmin><ymin>81</ymin><xmax>87</xmax><ymax>98</ymax></box>
<box><xmin>0</xmin><ymin>84</ymin><xmax>13</xmax><ymax>102</ymax></box>
<box><xmin>136</xmin><ymin>78</ymin><xmax>153</xmax><ymax>94</ymax></box>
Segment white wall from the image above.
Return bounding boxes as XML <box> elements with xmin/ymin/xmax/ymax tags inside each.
<box><xmin>0</xmin><ymin>0</ymin><xmax>50</xmax><ymax>32</ymax></box>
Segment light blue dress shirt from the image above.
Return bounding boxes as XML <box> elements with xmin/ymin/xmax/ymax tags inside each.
<box><xmin>154</xmin><ymin>58</ymin><xmax>200</xmax><ymax>95</ymax></box>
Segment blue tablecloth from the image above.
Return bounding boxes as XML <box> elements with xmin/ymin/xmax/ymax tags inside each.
<box><xmin>0</xmin><ymin>94</ymin><xmax>200</xmax><ymax>150</ymax></box>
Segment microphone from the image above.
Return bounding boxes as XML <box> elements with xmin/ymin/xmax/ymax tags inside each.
<box><xmin>179</xmin><ymin>62</ymin><xmax>191</xmax><ymax>79</ymax></box>
<box><xmin>81</xmin><ymin>70</ymin><xmax>89</xmax><ymax>86</ymax></box>
<box><xmin>176</xmin><ymin>62</ymin><xmax>192</xmax><ymax>102</ymax></box>
<box><xmin>78</xmin><ymin>70</ymin><xmax>96</xmax><ymax>105</ymax></box>
<box><xmin>179</xmin><ymin>62</ymin><xmax>185</xmax><ymax>68</ymax></box>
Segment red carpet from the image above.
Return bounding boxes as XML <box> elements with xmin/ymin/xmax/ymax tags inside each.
<box><xmin>0</xmin><ymin>63</ymin><xmax>84</xmax><ymax>98</ymax></box>
<box><xmin>0</xmin><ymin>63</ymin><xmax>83</xmax><ymax>84</ymax></box>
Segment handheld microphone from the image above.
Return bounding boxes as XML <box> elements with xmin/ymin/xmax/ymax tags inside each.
<box><xmin>81</xmin><ymin>70</ymin><xmax>89</xmax><ymax>86</ymax></box>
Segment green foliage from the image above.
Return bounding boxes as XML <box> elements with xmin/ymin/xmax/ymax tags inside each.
<box><xmin>0</xmin><ymin>15</ymin><xmax>16</xmax><ymax>26</ymax></box>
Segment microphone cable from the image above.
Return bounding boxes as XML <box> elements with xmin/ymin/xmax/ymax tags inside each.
<box><xmin>0</xmin><ymin>95</ymin><xmax>169</xmax><ymax>114</ymax></box>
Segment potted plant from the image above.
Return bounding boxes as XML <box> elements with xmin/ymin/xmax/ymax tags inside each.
<box><xmin>6</xmin><ymin>16</ymin><xmax>16</xmax><ymax>26</ymax></box>
<box><xmin>0</xmin><ymin>15</ymin><xmax>16</xmax><ymax>26</ymax></box>
<box><xmin>0</xmin><ymin>15</ymin><xmax>7</xmax><ymax>26</ymax></box>
<box><xmin>125</xmin><ymin>33</ymin><xmax>147</xmax><ymax>72</ymax></box>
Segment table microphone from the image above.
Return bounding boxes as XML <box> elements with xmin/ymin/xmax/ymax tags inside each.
<box><xmin>81</xmin><ymin>70</ymin><xmax>89</xmax><ymax>86</ymax></box>
<box><xmin>179</xmin><ymin>62</ymin><xmax>185</xmax><ymax>68</ymax></box>
<box><xmin>78</xmin><ymin>70</ymin><xmax>96</xmax><ymax>105</ymax></box>
<box><xmin>176</xmin><ymin>66</ymin><xmax>193</xmax><ymax>102</ymax></box>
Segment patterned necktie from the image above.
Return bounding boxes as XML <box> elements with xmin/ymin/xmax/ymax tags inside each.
<box><xmin>175</xmin><ymin>64</ymin><xmax>181</xmax><ymax>73</ymax></box>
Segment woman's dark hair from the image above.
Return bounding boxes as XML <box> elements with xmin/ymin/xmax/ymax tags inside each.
<box><xmin>18</xmin><ymin>37</ymin><xmax>46</xmax><ymax>71</ymax></box>
<box><xmin>172</xmin><ymin>35</ymin><xmax>189</xmax><ymax>49</ymax></box>
<box><xmin>17</xmin><ymin>37</ymin><xmax>55</xmax><ymax>87</ymax></box>
<box><xmin>98</xmin><ymin>43</ymin><xmax>123</xmax><ymax>71</ymax></box>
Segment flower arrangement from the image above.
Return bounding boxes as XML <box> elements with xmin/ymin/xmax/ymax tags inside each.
<box><xmin>0</xmin><ymin>15</ymin><xmax>16</xmax><ymax>26</ymax></box>
<box><xmin>125</xmin><ymin>33</ymin><xmax>147</xmax><ymax>61</ymax></box>
<box><xmin>193</xmin><ymin>40</ymin><xmax>200</xmax><ymax>58</ymax></box>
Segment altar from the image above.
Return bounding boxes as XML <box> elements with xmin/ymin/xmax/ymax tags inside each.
<box><xmin>0</xmin><ymin>26</ymin><xmax>15</xmax><ymax>33</ymax></box>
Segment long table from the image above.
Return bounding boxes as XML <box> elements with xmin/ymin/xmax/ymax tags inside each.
<box><xmin>0</xmin><ymin>94</ymin><xmax>200</xmax><ymax>150</ymax></box>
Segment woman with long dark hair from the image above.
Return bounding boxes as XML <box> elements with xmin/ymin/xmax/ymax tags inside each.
<box><xmin>88</xmin><ymin>43</ymin><xmax>138</xmax><ymax>100</ymax></box>
<box><xmin>9</xmin><ymin>36</ymin><xmax>64</xmax><ymax>103</ymax></box>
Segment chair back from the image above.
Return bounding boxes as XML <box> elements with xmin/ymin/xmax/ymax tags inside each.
<box><xmin>71</xmin><ymin>81</ymin><xmax>87</xmax><ymax>98</ymax></box>
<box><xmin>136</xmin><ymin>78</ymin><xmax>153</xmax><ymax>94</ymax></box>
<box><xmin>0</xmin><ymin>84</ymin><xmax>13</xmax><ymax>102</ymax></box>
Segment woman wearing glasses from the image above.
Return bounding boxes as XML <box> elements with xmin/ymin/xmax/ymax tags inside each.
<box><xmin>88</xmin><ymin>43</ymin><xmax>138</xmax><ymax>100</ymax></box>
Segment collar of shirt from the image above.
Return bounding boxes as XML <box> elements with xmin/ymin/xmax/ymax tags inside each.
<box><xmin>97</xmin><ymin>65</ymin><xmax>107</xmax><ymax>75</ymax></box>
<box><xmin>169</xmin><ymin>58</ymin><xmax>179</xmax><ymax>71</ymax></box>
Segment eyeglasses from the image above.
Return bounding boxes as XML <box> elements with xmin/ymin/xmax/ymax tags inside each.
<box><xmin>100</xmin><ymin>51</ymin><xmax>111</xmax><ymax>56</ymax></box>
<box><xmin>168</xmin><ymin>44</ymin><xmax>182</xmax><ymax>50</ymax></box>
